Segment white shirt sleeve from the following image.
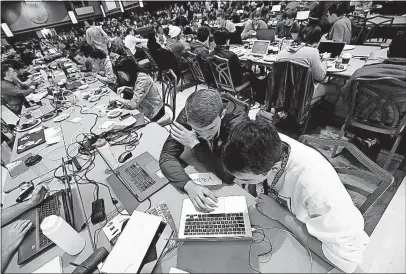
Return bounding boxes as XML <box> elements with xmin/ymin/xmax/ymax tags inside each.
<box><xmin>298</xmin><ymin>170</ymin><xmax>369</xmax><ymax>273</ymax></box>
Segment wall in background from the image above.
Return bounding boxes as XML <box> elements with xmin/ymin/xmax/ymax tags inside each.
<box><xmin>1</xmin><ymin>1</ymin><xmax>70</xmax><ymax>33</ymax></box>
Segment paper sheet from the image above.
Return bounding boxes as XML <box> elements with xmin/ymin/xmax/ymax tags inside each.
<box><xmin>188</xmin><ymin>172</ymin><xmax>222</xmax><ymax>186</ymax></box>
<box><xmin>33</xmin><ymin>256</ymin><xmax>62</xmax><ymax>273</ymax></box>
<box><xmin>44</xmin><ymin>127</ymin><xmax>61</xmax><ymax>145</ymax></box>
<box><xmin>99</xmin><ymin>120</ymin><xmax>115</xmax><ymax>130</ymax></box>
<box><xmin>169</xmin><ymin>267</ymin><xmax>189</xmax><ymax>273</ymax></box>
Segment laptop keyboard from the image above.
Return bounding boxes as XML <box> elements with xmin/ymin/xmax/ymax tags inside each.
<box><xmin>124</xmin><ymin>163</ymin><xmax>156</xmax><ymax>192</ymax></box>
<box><xmin>184</xmin><ymin>213</ymin><xmax>246</xmax><ymax>236</ymax></box>
<box><xmin>37</xmin><ymin>194</ymin><xmax>60</xmax><ymax>250</ymax></box>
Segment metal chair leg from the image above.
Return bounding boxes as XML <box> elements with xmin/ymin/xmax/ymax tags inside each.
<box><xmin>384</xmin><ymin>133</ymin><xmax>403</xmax><ymax>170</ymax></box>
<box><xmin>195</xmin><ymin>83</ymin><xmax>198</xmax><ymax>92</ymax></box>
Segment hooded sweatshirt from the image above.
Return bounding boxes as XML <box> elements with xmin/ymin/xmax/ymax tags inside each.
<box><xmin>190</xmin><ymin>40</ymin><xmax>209</xmax><ymax>58</ymax></box>
<box><xmin>277</xmin><ymin>44</ymin><xmax>327</xmax><ymax>82</ymax></box>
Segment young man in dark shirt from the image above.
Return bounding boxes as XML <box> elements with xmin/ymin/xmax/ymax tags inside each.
<box><xmin>159</xmin><ymin>89</ymin><xmax>249</xmax><ymax>212</ymax></box>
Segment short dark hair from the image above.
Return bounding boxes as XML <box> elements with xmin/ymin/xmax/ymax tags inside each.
<box><xmin>216</xmin><ymin>10</ymin><xmax>226</xmax><ymax>19</ymax></box>
<box><xmin>80</xmin><ymin>42</ymin><xmax>93</xmax><ymax>57</ymax></box>
<box><xmin>115</xmin><ymin>57</ymin><xmax>140</xmax><ymax>86</ymax></box>
<box><xmin>302</xmin><ymin>25</ymin><xmax>322</xmax><ymax>44</ymax></box>
<box><xmin>185</xmin><ymin>89</ymin><xmax>224</xmax><ymax>128</ymax></box>
<box><xmin>126</xmin><ymin>27</ymin><xmax>134</xmax><ymax>36</ymax></box>
<box><xmin>89</xmin><ymin>48</ymin><xmax>106</xmax><ymax>60</ymax></box>
<box><xmin>388</xmin><ymin>31</ymin><xmax>406</xmax><ymax>58</ymax></box>
<box><xmin>328</xmin><ymin>2</ymin><xmax>349</xmax><ymax>17</ymax></box>
<box><xmin>222</xmin><ymin>120</ymin><xmax>283</xmax><ymax>175</ymax></box>
<box><xmin>213</xmin><ymin>27</ymin><xmax>229</xmax><ymax>46</ymax></box>
<box><xmin>196</xmin><ymin>26</ymin><xmax>210</xmax><ymax>42</ymax></box>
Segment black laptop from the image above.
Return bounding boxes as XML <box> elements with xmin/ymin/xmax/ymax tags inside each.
<box><xmin>317</xmin><ymin>41</ymin><xmax>346</xmax><ymax>58</ymax></box>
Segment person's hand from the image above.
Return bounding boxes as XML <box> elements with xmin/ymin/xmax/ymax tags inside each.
<box><xmin>28</xmin><ymin>184</ymin><xmax>49</xmax><ymax>208</ymax></box>
<box><xmin>2</xmin><ymin>220</ymin><xmax>33</xmax><ymax>254</ymax></box>
<box><xmin>170</xmin><ymin>121</ymin><xmax>199</xmax><ymax>149</ymax></box>
<box><xmin>255</xmin><ymin>194</ymin><xmax>285</xmax><ymax>222</ymax></box>
<box><xmin>117</xmin><ymin>86</ymin><xmax>132</xmax><ymax>95</ymax></box>
<box><xmin>184</xmin><ymin>181</ymin><xmax>218</xmax><ymax>212</ymax></box>
<box><xmin>248</xmin><ymin>30</ymin><xmax>256</xmax><ymax>35</ymax></box>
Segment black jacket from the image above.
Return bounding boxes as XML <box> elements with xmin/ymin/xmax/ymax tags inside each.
<box><xmin>159</xmin><ymin>95</ymin><xmax>250</xmax><ymax>191</ymax></box>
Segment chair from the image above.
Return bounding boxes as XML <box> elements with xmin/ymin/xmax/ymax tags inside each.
<box><xmin>363</xmin><ymin>15</ymin><xmax>394</xmax><ymax>45</ymax></box>
<box><xmin>256</xmin><ymin>29</ymin><xmax>276</xmax><ymax>42</ymax></box>
<box><xmin>156</xmin><ymin>69</ymin><xmax>177</xmax><ymax>126</ymax></box>
<box><xmin>221</xmin><ymin>92</ymin><xmax>249</xmax><ymax>114</ymax></box>
<box><xmin>348</xmin><ymin>15</ymin><xmax>367</xmax><ymax>45</ymax></box>
<box><xmin>183</xmin><ymin>51</ymin><xmax>208</xmax><ymax>92</ymax></box>
<box><xmin>332</xmin><ymin>77</ymin><xmax>406</xmax><ymax>170</ymax></box>
<box><xmin>265</xmin><ymin>60</ymin><xmax>318</xmax><ymax>134</ymax></box>
<box><xmin>141</xmin><ymin>47</ymin><xmax>160</xmax><ymax>80</ymax></box>
<box><xmin>208</xmin><ymin>55</ymin><xmax>254</xmax><ymax>106</ymax></box>
<box><xmin>299</xmin><ymin>135</ymin><xmax>394</xmax><ymax>216</ymax></box>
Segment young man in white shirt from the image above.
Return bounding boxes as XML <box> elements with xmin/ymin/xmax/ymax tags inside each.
<box><xmin>216</xmin><ymin>10</ymin><xmax>236</xmax><ymax>33</ymax></box>
<box><xmin>222</xmin><ymin>120</ymin><xmax>369</xmax><ymax>273</ymax></box>
<box><xmin>124</xmin><ymin>28</ymin><xmax>148</xmax><ymax>55</ymax></box>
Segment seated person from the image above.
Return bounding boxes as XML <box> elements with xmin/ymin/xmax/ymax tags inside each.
<box><xmin>124</xmin><ymin>27</ymin><xmax>148</xmax><ymax>55</ymax></box>
<box><xmin>275</xmin><ymin>11</ymin><xmax>301</xmax><ymax>39</ymax></box>
<box><xmin>1</xmin><ymin>63</ymin><xmax>37</xmax><ymax>114</ymax></box>
<box><xmin>322</xmin><ymin>2</ymin><xmax>351</xmax><ymax>44</ymax></box>
<box><xmin>89</xmin><ymin>48</ymin><xmax>117</xmax><ymax>86</ymax></box>
<box><xmin>276</xmin><ymin>26</ymin><xmax>338</xmax><ymax>104</ymax></box>
<box><xmin>241</xmin><ymin>10</ymin><xmax>268</xmax><ymax>39</ymax></box>
<box><xmin>216</xmin><ymin>10</ymin><xmax>236</xmax><ymax>33</ymax></box>
<box><xmin>110</xmin><ymin>58</ymin><xmax>164</xmax><ymax>122</ymax></box>
<box><xmin>210</xmin><ymin>27</ymin><xmax>252</xmax><ymax>87</ymax></box>
<box><xmin>190</xmin><ymin>26</ymin><xmax>214</xmax><ymax>85</ymax></box>
<box><xmin>339</xmin><ymin>32</ymin><xmax>406</xmax><ymax>118</ymax></box>
<box><xmin>78</xmin><ymin>42</ymin><xmax>96</xmax><ymax>72</ymax></box>
<box><xmin>2</xmin><ymin>185</ymin><xmax>48</xmax><ymax>272</ymax></box>
<box><xmin>159</xmin><ymin>89</ymin><xmax>250</xmax><ymax>212</ymax></box>
<box><xmin>222</xmin><ymin>120</ymin><xmax>369</xmax><ymax>273</ymax></box>
<box><xmin>166</xmin><ymin>26</ymin><xmax>191</xmax><ymax>62</ymax></box>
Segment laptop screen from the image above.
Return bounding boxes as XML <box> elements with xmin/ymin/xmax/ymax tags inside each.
<box><xmin>317</xmin><ymin>41</ymin><xmax>346</xmax><ymax>58</ymax></box>
<box><xmin>251</xmin><ymin>40</ymin><xmax>270</xmax><ymax>55</ymax></box>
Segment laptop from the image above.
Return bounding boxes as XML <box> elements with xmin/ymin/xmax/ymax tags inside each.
<box><xmin>178</xmin><ymin>196</ymin><xmax>253</xmax><ymax>241</ymax></box>
<box><xmin>101</xmin><ymin>211</ymin><xmax>172</xmax><ymax>273</ymax></box>
<box><xmin>271</xmin><ymin>4</ymin><xmax>281</xmax><ymax>12</ymax></box>
<box><xmin>296</xmin><ymin>10</ymin><xmax>310</xmax><ymax>21</ymax></box>
<box><xmin>255</xmin><ymin>29</ymin><xmax>275</xmax><ymax>42</ymax></box>
<box><xmin>18</xmin><ymin>160</ymin><xmax>75</xmax><ymax>265</ymax></box>
<box><xmin>249</xmin><ymin>40</ymin><xmax>270</xmax><ymax>57</ymax></box>
<box><xmin>317</xmin><ymin>41</ymin><xmax>346</xmax><ymax>58</ymax></box>
<box><xmin>106</xmin><ymin>152</ymin><xmax>169</xmax><ymax>202</ymax></box>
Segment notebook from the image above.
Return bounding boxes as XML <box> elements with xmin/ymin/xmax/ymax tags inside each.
<box><xmin>33</xmin><ymin>256</ymin><xmax>62</xmax><ymax>273</ymax></box>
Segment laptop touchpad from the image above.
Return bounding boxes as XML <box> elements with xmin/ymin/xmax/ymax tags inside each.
<box><xmin>145</xmin><ymin>161</ymin><xmax>159</xmax><ymax>174</ymax></box>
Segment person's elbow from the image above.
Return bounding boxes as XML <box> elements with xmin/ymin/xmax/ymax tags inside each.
<box><xmin>322</xmin><ymin>235</ymin><xmax>369</xmax><ymax>273</ymax></box>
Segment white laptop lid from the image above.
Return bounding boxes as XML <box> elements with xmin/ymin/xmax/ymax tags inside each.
<box><xmin>272</xmin><ymin>4</ymin><xmax>281</xmax><ymax>11</ymax></box>
<box><xmin>297</xmin><ymin>10</ymin><xmax>310</xmax><ymax>20</ymax></box>
<box><xmin>101</xmin><ymin>211</ymin><xmax>163</xmax><ymax>273</ymax></box>
<box><xmin>251</xmin><ymin>40</ymin><xmax>270</xmax><ymax>55</ymax></box>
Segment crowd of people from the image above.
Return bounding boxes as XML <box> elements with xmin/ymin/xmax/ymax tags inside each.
<box><xmin>2</xmin><ymin>2</ymin><xmax>406</xmax><ymax>272</ymax></box>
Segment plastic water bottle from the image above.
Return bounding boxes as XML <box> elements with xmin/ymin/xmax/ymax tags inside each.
<box><xmin>40</xmin><ymin>215</ymin><xmax>86</xmax><ymax>255</ymax></box>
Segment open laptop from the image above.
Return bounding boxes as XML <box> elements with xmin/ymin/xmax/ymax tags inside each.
<box><xmin>317</xmin><ymin>41</ymin><xmax>346</xmax><ymax>58</ymax></box>
<box><xmin>255</xmin><ymin>29</ymin><xmax>275</xmax><ymax>42</ymax></box>
<box><xmin>178</xmin><ymin>196</ymin><xmax>252</xmax><ymax>241</ymax></box>
<box><xmin>104</xmin><ymin>152</ymin><xmax>169</xmax><ymax>202</ymax></box>
<box><xmin>249</xmin><ymin>40</ymin><xmax>270</xmax><ymax>57</ymax></box>
<box><xmin>18</xmin><ymin>159</ymin><xmax>75</xmax><ymax>265</ymax></box>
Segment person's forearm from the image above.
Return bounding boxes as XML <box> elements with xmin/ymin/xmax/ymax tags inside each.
<box><xmin>277</xmin><ymin>210</ymin><xmax>335</xmax><ymax>268</ymax></box>
<box><xmin>1</xmin><ymin>201</ymin><xmax>33</xmax><ymax>227</ymax></box>
<box><xmin>1</xmin><ymin>248</ymin><xmax>13</xmax><ymax>273</ymax></box>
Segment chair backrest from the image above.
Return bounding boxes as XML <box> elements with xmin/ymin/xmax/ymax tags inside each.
<box><xmin>299</xmin><ymin>135</ymin><xmax>394</xmax><ymax>217</ymax></box>
<box><xmin>207</xmin><ymin>55</ymin><xmax>236</xmax><ymax>93</ymax></box>
<box><xmin>348</xmin><ymin>15</ymin><xmax>367</xmax><ymax>45</ymax></box>
<box><xmin>256</xmin><ymin>29</ymin><xmax>276</xmax><ymax>42</ymax></box>
<box><xmin>269</xmin><ymin>60</ymin><xmax>314</xmax><ymax>124</ymax></box>
<box><xmin>349</xmin><ymin>77</ymin><xmax>406</xmax><ymax>134</ymax></box>
<box><xmin>161</xmin><ymin>69</ymin><xmax>177</xmax><ymax>122</ymax></box>
<box><xmin>221</xmin><ymin>92</ymin><xmax>249</xmax><ymax>114</ymax></box>
<box><xmin>183</xmin><ymin>51</ymin><xmax>206</xmax><ymax>84</ymax></box>
<box><xmin>142</xmin><ymin>47</ymin><xmax>159</xmax><ymax>69</ymax></box>
<box><xmin>364</xmin><ymin>15</ymin><xmax>394</xmax><ymax>41</ymax></box>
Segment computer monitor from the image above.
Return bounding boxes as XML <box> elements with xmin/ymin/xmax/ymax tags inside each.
<box><xmin>272</xmin><ymin>5</ymin><xmax>281</xmax><ymax>12</ymax></box>
<box><xmin>256</xmin><ymin>29</ymin><xmax>275</xmax><ymax>42</ymax></box>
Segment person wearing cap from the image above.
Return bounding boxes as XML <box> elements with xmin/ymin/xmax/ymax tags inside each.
<box><xmin>166</xmin><ymin>25</ymin><xmax>191</xmax><ymax>62</ymax></box>
<box><xmin>1</xmin><ymin>185</ymin><xmax>49</xmax><ymax>272</ymax></box>
<box><xmin>216</xmin><ymin>10</ymin><xmax>236</xmax><ymax>33</ymax></box>
<box><xmin>241</xmin><ymin>10</ymin><xmax>268</xmax><ymax>39</ymax></box>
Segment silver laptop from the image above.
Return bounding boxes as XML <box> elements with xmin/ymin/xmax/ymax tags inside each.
<box><xmin>250</xmin><ymin>40</ymin><xmax>270</xmax><ymax>57</ymax></box>
<box><xmin>178</xmin><ymin>196</ymin><xmax>253</xmax><ymax>241</ymax></box>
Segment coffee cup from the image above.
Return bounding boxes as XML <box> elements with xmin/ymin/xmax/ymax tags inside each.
<box><xmin>342</xmin><ymin>53</ymin><xmax>352</xmax><ymax>64</ymax></box>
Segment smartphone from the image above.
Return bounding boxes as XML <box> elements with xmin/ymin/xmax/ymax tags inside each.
<box><xmin>119</xmin><ymin>113</ymin><xmax>132</xmax><ymax>121</ymax></box>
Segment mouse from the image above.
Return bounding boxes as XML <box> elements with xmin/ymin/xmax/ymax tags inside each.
<box><xmin>118</xmin><ymin>151</ymin><xmax>132</xmax><ymax>163</ymax></box>
<box><xmin>25</xmin><ymin>154</ymin><xmax>42</xmax><ymax>166</ymax></box>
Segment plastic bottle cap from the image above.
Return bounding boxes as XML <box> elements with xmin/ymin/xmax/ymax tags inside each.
<box><xmin>40</xmin><ymin>215</ymin><xmax>62</xmax><ymax>234</ymax></box>
<box><xmin>94</xmin><ymin>138</ymin><xmax>107</xmax><ymax>148</ymax></box>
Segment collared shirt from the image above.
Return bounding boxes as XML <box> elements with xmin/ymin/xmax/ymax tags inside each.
<box><xmin>124</xmin><ymin>35</ymin><xmax>148</xmax><ymax>55</ymax></box>
<box><xmin>242</xmin><ymin>133</ymin><xmax>369</xmax><ymax>273</ymax></box>
<box><xmin>221</xmin><ymin>20</ymin><xmax>236</xmax><ymax>32</ymax></box>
